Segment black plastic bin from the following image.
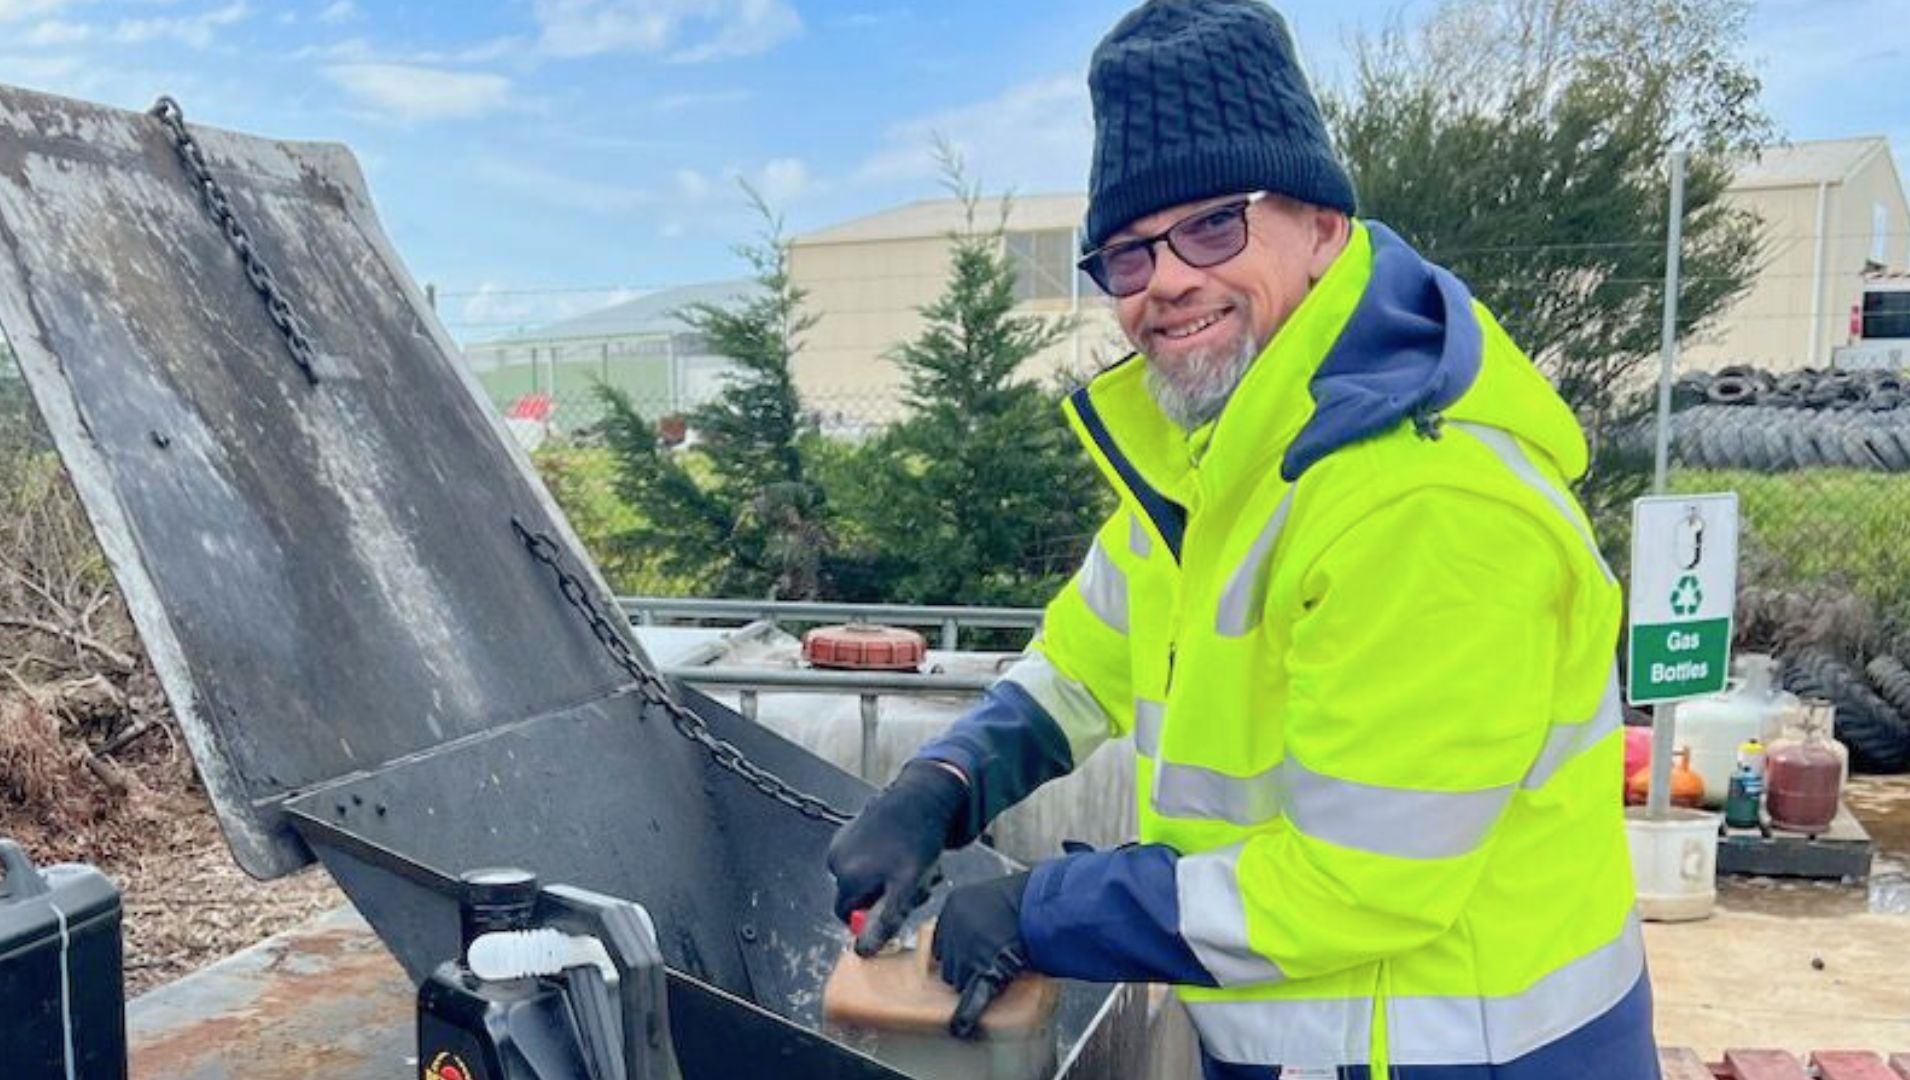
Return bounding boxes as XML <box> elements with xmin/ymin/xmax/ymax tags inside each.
<box><xmin>0</xmin><ymin>839</ymin><xmax>127</xmax><ymax>1080</ymax></box>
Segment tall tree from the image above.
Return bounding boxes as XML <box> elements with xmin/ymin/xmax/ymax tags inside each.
<box><xmin>842</xmin><ymin>147</ymin><xmax>1107</xmax><ymax>606</ymax></box>
<box><xmin>1327</xmin><ymin>0</ymin><xmax>1768</xmax><ymax>540</ymax></box>
<box><xmin>596</xmin><ymin>187</ymin><xmax>830</xmax><ymax>598</ymax></box>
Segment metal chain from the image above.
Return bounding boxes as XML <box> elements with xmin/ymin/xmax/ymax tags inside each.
<box><xmin>511</xmin><ymin>519</ymin><xmax>854</xmax><ymax>827</ymax></box>
<box><xmin>149</xmin><ymin>96</ymin><xmax>321</xmax><ymax>387</ymax></box>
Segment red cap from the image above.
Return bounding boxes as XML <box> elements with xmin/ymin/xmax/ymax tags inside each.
<box><xmin>848</xmin><ymin>909</ymin><xmax>867</xmax><ymax>937</ymax></box>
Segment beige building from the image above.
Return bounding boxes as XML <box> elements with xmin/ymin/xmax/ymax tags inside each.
<box><xmin>1683</xmin><ymin>137</ymin><xmax>1910</xmax><ymax>370</ymax></box>
<box><xmin>788</xmin><ymin>194</ymin><xmax>1128</xmax><ymax>417</ymax></box>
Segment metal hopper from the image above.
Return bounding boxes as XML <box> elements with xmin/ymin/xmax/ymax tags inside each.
<box><xmin>0</xmin><ymin>84</ymin><xmax>1144</xmax><ymax>1077</ymax></box>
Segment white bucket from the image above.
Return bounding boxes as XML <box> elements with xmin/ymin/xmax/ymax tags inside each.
<box><xmin>1624</xmin><ymin>806</ymin><xmax>1720</xmax><ymax>922</ymax></box>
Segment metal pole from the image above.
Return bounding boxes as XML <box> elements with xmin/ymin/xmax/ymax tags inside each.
<box><xmin>859</xmin><ymin>694</ymin><xmax>880</xmax><ymax>782</ymax></box>
<box><xmin>1646</xmin><ymin>702</ymin><xmax>1677</xmax><ymax>820</ymax></box>
<box><xmin>1648</xmin><ymin>149</ymin><xmax>1689</xmax><ymax>822</ymax></box>
<box><xmin>740</xmin><ymin>689</ymin><xmax>758</xmax><ymax>722</ymax></box>
<box><xmin>1070</xmin><ymin>224</ymin><xmax>1083</xmax><ymax>374</ymax></box>
<box><xmin>941</xmin><ymin>618</ymin><xmax>959</xmax><ymax>652</ymax></box>
<box><xmin>1652</xmin><ymin>149</ymin><xmax>1687</xmax><ymax>496</ymax></box>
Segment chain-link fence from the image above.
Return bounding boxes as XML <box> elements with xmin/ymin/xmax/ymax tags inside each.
<box><xmin>1648</xmin><ymin>365</ymin><xmax>1910</xmax><ymax>769</ymax></box>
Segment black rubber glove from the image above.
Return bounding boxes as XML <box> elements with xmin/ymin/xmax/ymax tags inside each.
<box><xmin>827</xmin><ymin>759</ymin><xmax>972</xmax><ymax>956</ymax></box>
<box><xmin>931</xmin><ymin>870</ymin><xmax>1033</xmax><ymax>1039</ymax></box>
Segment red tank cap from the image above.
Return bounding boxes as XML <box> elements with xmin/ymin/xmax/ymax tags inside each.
<box><xmin>802</xmin><ymin>623</ymin><xmax>928</xmax><ymax>671</ymax></box>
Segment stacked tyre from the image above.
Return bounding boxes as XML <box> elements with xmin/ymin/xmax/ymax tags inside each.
<box><xmin>1781</xmin><ymin>649</ymin><xmax>1910</xmax><ymax>773</ymax></box>
<box><xmin>1653</xmin><ymin>366</ymin><xmax>1910</xmax><ymax>473</ymax></box>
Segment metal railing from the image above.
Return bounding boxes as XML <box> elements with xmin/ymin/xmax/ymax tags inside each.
<box><xmin>658</xmin><ymin>664</ymin><xmax>1001</xmax><ymax>781</ymax></box>
<box><xmin>619</xmin><ymin>595</ymin><xmax>1042</xmax><ymax>651</ymax></box>
<box><xmin>625</xmin><ymin>602</ymin><xmax>1034</xmax><ymax>781</ymax></box>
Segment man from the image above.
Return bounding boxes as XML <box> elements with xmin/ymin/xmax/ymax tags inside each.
<box><xmin>827</xmin><ymin>1</ymin><xmax>1658</xmax><ymax>1076</ymax></box>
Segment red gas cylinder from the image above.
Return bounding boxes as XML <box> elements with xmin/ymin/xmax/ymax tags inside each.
<box><xmin>802</xmin><ymin>623</ymin><xmax>927</xmax><ymax>671</ymax></box>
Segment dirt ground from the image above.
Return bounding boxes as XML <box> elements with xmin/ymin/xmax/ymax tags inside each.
<box><xmin>1</xmin><ymin>690</ymin><xmax>342</xmax><ymax>996</ymax></box>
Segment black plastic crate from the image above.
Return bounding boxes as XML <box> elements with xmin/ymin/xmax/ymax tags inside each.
<box><xmin>0</xmin><ymin>839</ymin><xmax>126</xmax><ymax>1079</ymax></box>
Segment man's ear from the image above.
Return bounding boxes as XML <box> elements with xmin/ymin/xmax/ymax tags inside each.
<box><xmin>1305</xmin><ymin>209</ymin><xmax>1351</xmax><ymax>282</ymax></box>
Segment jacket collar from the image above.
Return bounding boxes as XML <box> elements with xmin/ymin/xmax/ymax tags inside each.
<box><xmin>1063</xmin><ymin>222</ymin><xmax>1376</xmax><ymax>557</ymax></box>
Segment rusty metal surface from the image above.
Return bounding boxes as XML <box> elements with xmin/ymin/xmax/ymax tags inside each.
<box><xmin>129</xmin><ymin>908</ymin><xmax>413</xmax><ymax>1080</ymax></box>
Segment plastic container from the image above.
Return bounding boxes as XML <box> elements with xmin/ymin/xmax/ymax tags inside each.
<box><xmin>1766</xmin><ymin>704</ymin><xmax>1843</xmax><ymax>834</ymax></box>
<box><xmin>823</xmin><ymin>917</ymin><xmax>1059</xmax><ymax>1080</ymax></box>
<box><xmin>1624</xmin><ymin>806</ymin><xmax>1720</xmax><ymax>922</ymax></box>
<box><xmin>0</xmin><ymin>839</ymin><xmax>126</xmax><ymax>1080</ymax></box>
<box><xmin>1678</xmin><ymin>654</ymin><xmax>1793</xmax><ymax>806</ymax></box>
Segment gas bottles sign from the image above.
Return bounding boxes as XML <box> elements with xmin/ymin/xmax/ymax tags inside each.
<box><xmin>1627</xmin><ymin>493</ymin><xmax>1738</xmax><ymax>705</ymax></box>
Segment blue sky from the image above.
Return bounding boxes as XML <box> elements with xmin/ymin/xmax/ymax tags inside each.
<box><xmin>0</xmin><ymin>0</ymin><xmax>1897</xmax><ymax>341</ymax></box>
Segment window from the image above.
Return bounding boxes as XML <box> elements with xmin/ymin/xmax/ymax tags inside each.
<box><xmin>1006</xmin><ymin>229</ymin><xmax>1085</xmax><ymax>301</ymax></box>
<box><xmin>1861</xmin><ymin>288</ymin><xmax>1910</xmax><ymax>340</ymax></box>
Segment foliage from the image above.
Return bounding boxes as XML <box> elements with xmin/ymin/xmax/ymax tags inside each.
<box><xmin>594</xmin><ymin>187</ymin><xmax>833</xmax><ymax>599</ymax></box>
<box><xmin>845</xmin><ymin>147</ymin><xmax>1108</xmax><ymax>606</ymax></box>
<box><xmin>1327</xmin><ymin>0</ymin><xmax>1769</xmax><ymax>537</ymax></box>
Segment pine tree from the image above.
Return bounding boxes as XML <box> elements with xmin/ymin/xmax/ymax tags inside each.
<box><xmin>597</xmin><ymin>187</ymin><xmax>830</xmax><ymax>598</ymax></box>
<box><xmin>852</xmin><ymin>147</ymin><xmax>1107</xmax><ymax>606</ymax></box>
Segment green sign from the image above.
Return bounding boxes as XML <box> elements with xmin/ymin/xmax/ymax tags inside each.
<box><xmin>1628</xmin><ymin>494</ymin><xmax>1738</xmax><ymax>705</ymax></box>
<box><xmin>1628</xmin><ymin>617</ymin><xmax>1731</xmax><ymax>701</ymax></box>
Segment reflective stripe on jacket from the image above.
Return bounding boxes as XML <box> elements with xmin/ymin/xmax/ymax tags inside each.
<box><xmin>921</xmin><ymin>221</ymin><xmax>1649</xmax><ymax>1075</ymax></box>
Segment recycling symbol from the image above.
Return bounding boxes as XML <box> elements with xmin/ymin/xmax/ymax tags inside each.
<box><xmin>1669</xmin><ymin>573</ymin><xmax>1703</xmax><ymax>617</ymax></box>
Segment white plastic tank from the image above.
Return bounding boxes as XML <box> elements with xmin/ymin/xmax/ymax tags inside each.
<box><xmin>1676</xmin><ymin>653</ymin><xmax>1794</xmax><ymax>807</ymax></box>
<box><xmin>679</xmin><ymin>625</ymin><xmax>1138</xmax><ymax>863</ymax></box>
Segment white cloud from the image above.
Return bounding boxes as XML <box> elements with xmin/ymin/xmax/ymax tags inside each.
<box><xmin>753</xmin><ymin>157</ymin><xmax>812</xmax><ymax>204</ymax></box>
<box><xmin>533</xmin><ymin>0</ymin><xmax>801</xmax><ymax>62</ymax></box>
<box><xmin>323</xmin><ymin>63</ymin><xmax>513</xmax><ymax>121</ymax></box>
<box><xmin>472</xmin><ymin>156</ymin><xmax>655</xmax><ymax>215</ymax></box>
<box><xmin>459</xmin><ymin>282</ymin><xmax>646</xmax><ymax>340</ymax></box>
<box><xmin>0</xmin><ymin>0</ymin><xmax>68</xmax><ymax>22</ymax></box>
<box><xmin>651</xmin><ymin>87</ymin><xmax>749</xmax><ymax>112</ymax></box>
<box><xmin>113</xmin><ymin>3</ymin><xmax>251</xmax><ymax>49</ymax></box>
<box><xmin>0</xmin><ymin>53</ymin><xmax>84</xmax><ymax>84</ymax></box>
<box><xmin>22</xmin><ymin>18</ymin><xmax>88</xmax><ymax>44</ymax></box>
<box><xmin>855</xmin><ymin>74</ymin><xmax>1091</xmax><ymax>191</ymax></box>
<box><xmin>676</xmin><ymin>168</ymin><xmax>711</xmax><ymax>199</ymax></box>
<box><xmin>294</xmin><ymin>35</ymin><xmax>521</xmax><ymax>65</ymax></box>
<box><xmin>317</xmin><ymin>0</ymin><xmax>356</xmax><ymax>24</ymax></box>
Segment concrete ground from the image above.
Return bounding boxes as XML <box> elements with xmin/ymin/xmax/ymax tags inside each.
<box><xmin>1646</xmin><ymin>775</ymin><xmax>1910</xmax><ymax>1058</ymax></box>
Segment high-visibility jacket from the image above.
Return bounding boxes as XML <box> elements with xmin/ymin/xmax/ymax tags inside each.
<box><xmin>919</xmin><ymin>221</ymin><xmax>1656</xmax><ymax>1077</ymax></box>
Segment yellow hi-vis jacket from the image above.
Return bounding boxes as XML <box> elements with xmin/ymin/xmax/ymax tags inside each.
<box><xmin>986</xmin><ymin>222</ymin><xmax>1644</xmax><ymax>1073</ymax></box>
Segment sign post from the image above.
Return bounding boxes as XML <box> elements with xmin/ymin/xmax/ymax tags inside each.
<box><xmin>1629</xmin><ymin>493</ymin><xmax>1738</xmax><ymax>819</ymax></box>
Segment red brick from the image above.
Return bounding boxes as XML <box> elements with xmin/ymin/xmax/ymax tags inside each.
<box><xmin>1887</xmin><ymin>1051</ymin><xmax>1910</xmax><ymax>1078</ymax></box>
<box><xmin>1814</xmin><ymin>1051</ymin><xmax>1899</xmax><ymax>1080</ymax></box>
<box><xmin>1660</xmin><ymin>1047</ymin><xmax>1722</xmax><ymax>1080</ymax></box>
<box><xmin>1722</xmin><ymin>1049</ymin><xmax>1809</xmax><ymax>1080</ymax></box>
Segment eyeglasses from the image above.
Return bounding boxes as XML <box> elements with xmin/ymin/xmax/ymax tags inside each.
<box><xmin>1077</xmin><ymin>192</ymin><xmax>1268</xmax><ymax>298</ymax></box>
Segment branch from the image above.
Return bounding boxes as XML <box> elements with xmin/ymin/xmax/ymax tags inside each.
<box><xmin>0</xmin><ymin>617</ymin><xmax>136</xmax><ymax>672</ymax></box>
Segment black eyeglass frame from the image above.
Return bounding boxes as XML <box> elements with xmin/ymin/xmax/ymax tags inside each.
<box><xmin>1077</xmin><ymin>191</ymin><xmax>1271</xmax><ymax>298</ymax></box>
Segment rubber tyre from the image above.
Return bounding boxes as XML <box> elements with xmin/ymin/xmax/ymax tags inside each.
<box><xmin>1783</xmin><ymin>650</ymin><xmax>1910</xmax><ymax>773</ymax></box>
<box><xmin>1707</xmin><ymin>373</ymin><xmax>1759</xmax><ymax>406</ymax></box>
<box><xmin>1867</xmin><ymin>656</ymin><xmax>1910</xmax><ymax>726</ymax></box>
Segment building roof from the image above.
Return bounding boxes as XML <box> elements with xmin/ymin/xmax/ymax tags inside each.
<box><xmin>794</xmin><ymin>192</ymin><xmax>1088</xmax><ymax>246</ymax></box>
<box><xmin>479</xmin><ymin>278</ymin><xmax>761</xmax><ymax>345</ymax></box>
<box><xmin>1730</xmin><ymin>137</ymin><xmax>1889</xmax><ymax>191</ymax></box>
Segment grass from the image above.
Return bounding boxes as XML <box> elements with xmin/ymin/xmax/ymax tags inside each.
<box><xmin>1670</xmin><ymin>468</ymin><xmax>1910</xmax><ymax>630</ymax></box>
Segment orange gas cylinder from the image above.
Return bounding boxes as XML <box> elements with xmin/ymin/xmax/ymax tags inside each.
<box><xmin>1627</xmin><ymin>747</ymin><xmax>1705</xmax><ymax>808</ymax></box>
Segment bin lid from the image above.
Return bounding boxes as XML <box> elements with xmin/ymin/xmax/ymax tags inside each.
<box><xmin>0</xmin><ymin>85</ymin><xmax>647</xmax><ymax>878</ymax></box>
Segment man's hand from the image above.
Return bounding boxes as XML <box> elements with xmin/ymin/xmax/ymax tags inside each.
<box><xmin>931</xmin><ymin>870</ymin><xmax>1033</xmax><ymax>1039</ymax></box>
<box><xmin>827</xmin><ymin>759</ymin><xmax>971</xmax><ymax>956</ymax></box>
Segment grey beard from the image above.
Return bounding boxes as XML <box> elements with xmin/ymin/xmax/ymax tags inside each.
<box><xmin>1145</xmin><ymin>334</ymin><xmax>1261</xmax><ymax>430</ymax></box>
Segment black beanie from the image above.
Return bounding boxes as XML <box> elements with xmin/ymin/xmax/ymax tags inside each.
<box><xmin>1083</xmin><ymin>0</ymin><xmax>1356</xmax><ymax>250</ymax></box>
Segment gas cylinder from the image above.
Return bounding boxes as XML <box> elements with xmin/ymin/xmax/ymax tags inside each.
<box><xmin>1723</xmin><ymin>739</ymin><xmax>1765</xmax><ymax>829</ymax></box>
<box><xmin>1627</xmin><ymin>747</ymin><xmax>1705</xmax><ymax>808</ymax></box>
<box><xmin>1767</xmin><ymin>706</ymin><xmax>1843</xmax><ymax>834</ymax></box>
<box><xmin>1678</xmin><ymin>654</ymin><xmax>1792</xmax><ymax>807</ymax></box>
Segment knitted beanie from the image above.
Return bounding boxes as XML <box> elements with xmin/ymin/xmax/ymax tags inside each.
<box><xmin>1083</xmin><ymin>0</ymin><xmax>1356</xmax><ymax>250</ymax></box>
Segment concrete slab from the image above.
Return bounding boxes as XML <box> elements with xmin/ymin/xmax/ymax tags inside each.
<box><xmin>1647</xmin><ymin>909</ymin><xmax>1910</xmax><ymax>1058</ymax></box>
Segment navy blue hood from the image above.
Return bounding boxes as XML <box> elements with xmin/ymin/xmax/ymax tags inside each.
<box><xmin>1280</xmin><ymin>221</ymin><xmax>1483</xmax><ymax>482</ymax></box>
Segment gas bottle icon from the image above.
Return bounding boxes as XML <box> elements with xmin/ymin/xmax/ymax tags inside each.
<box><xmin>1674</xmin><ymin>506</ymin><xmax>1704</xmax><ymax>571</ymax></box>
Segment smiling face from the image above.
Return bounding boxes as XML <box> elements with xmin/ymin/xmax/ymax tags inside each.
<box><xmin>1111</xmin><ymin>193</ymin><xmax>1349</xmax><ymax>429</ymax></box>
